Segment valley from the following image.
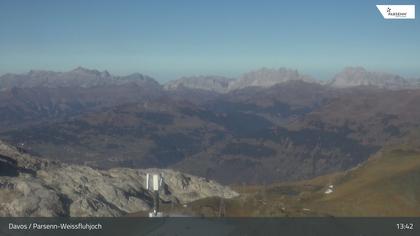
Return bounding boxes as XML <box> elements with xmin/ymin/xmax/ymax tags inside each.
<box><xmin>1</xmin><ymin>67</ymin><xmax>419</xmax><ymax>186</ymax></box>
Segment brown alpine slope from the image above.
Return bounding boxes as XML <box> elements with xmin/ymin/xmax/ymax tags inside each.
<box><xmin>173</xmin><ymin>145</ymin><xmax>420</xmax><ymax>217</ymax></box>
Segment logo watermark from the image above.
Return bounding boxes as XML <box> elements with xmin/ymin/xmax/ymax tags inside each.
<box><xmin>376</xmin><ymin>5</ymin><xmax>415</xmax><ymax>19</ymax></box>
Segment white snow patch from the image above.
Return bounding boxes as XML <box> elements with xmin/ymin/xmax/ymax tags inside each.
<box><xmin>324</xmin><ymin>185</ymin><xmax>334</xmax><ymax>194</ymax></box>
<box><xmin>324</xmin><ymin>189</ymin><xmax>333</xmax><ymax>194</ymax></box>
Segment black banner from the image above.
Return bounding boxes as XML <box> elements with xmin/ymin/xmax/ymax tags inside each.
<box><xmin>1</xmin><ymin>217</ymin><xmax>419</xmax><ymax>236</ymax></box>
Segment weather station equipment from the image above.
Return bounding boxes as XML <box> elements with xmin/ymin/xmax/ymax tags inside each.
<box><xmin>146</xmin><ymin>173</ymin><xmax>164</xmax><ymax>217</ymax></box>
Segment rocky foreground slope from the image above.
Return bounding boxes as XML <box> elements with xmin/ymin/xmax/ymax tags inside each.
<box><xmin>0</xmin><ymin>140</ymin><xmax>238</xmax><ymax>217</ymax></box>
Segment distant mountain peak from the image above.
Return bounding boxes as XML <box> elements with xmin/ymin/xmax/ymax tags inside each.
<box><xmin>72</xmin><ymin>66</ymin><xmax>96</xmax><ymax>73</ymax></box>
<box><xmin>164</xmin><ymin>75</ymin><xmax>234</xmax><ymax>93</ymax></box>
<box><xmin>70</xmin><ymin>66</ymin><xmax>109</xmax><ymax>77</ymax></box>
<box><xmin>228</xmin><ymin>67</ymin><xmax>315</xmax><ymax>91</ymax></box>
<box><xmin>164</xmin><ymin>68</ymin><xmax>318</xmax><ymax>93</ymax></box>
<box><xmin>329</xmin><ymin>67</ymin><xmax>410</xmax><ymax>89</ymax></box>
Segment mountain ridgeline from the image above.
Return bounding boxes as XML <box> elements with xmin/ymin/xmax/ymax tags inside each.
<box><xmin>1</xmin><ymin>66</ymin><xmax>420</xmax><ymax>185</ymax></box>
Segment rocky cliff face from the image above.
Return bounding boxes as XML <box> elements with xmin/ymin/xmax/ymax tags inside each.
<box><xmin>0</xmin><ymin>140</ymin><xmax>238</xmax><ymax>217</ymax></box>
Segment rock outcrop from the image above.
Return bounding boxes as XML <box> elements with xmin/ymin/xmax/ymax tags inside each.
<box><xmin>0</xmin><ymin>140</ymin><xmax>238</xmax><ymax>217</ymax></box>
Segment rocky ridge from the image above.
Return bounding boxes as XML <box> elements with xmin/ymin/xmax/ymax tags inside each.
<box><xmin>328</xmin><ymin>67</ymin><xmax>412</xmax><ymax>89</ymax></box>
<box><xmin>0</xmin><ymin>140</ymin><xmax>238</xmax><ymax>217</ymax></box>
<box><xmin>228</xmin><ymin>67</ymin><xmax>314</xmax><ymax>91</ymax></box>
<box><xmin>2</xmin><ymin>67</ymin><xmax>419</xmax><ymax>93</ymax></box>
<box><xmin>0</xmin><ymin>67</ymin><xmax>160</xmax><ymax>90</ymax></box>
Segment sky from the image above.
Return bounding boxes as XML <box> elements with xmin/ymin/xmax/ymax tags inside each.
<box><xmin>0</xmin><ymin>0</ymin><xmax>419</xmax><ymax>81</ymax></box>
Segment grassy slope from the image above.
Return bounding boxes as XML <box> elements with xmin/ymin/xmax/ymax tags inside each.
<box><xmin>176</xmin><ymin>146</ymin><xmax>420</xmax><ymax>217</ymax></box>
<box><xmin>306</xmin><ymin>148</ymin><xmax>420</xmax><ymax>216</ymax></box>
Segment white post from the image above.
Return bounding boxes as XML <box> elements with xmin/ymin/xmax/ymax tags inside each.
<box><xmin>146</xmin><ymin>173</ymin><xmax>150</xmax><ymax>190</ymax></box>
<box><xmin>153</xmin><ymin>174</ymin><xmax>159</xmax><ymax>191</ymax></box>
<box><xmin>145</xmin><ymin>173</ymin><xmax>164</xmax><ymax>217</ymax></box>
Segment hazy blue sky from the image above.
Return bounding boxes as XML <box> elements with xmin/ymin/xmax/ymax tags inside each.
<box><xmin>0</xmin><ymin>0</ymin><xmax>419</xmax><ymax>81</ymax></box>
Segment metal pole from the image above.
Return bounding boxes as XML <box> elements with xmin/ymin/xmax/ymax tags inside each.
<box><xmin>153</xmin><ymin>190</ymin><xmax>159</xmax><ymax>216</ymax></box>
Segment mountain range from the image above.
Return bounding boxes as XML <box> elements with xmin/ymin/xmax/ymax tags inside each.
<box><xmin>0</xmin><ymin>67</ymin><xmax>160</xmax><ymax>91</ymax></box>
<box><xmin>2</xmin><ymin>66</ymin><xmax>419</xmax><ymax>92</ymax></box>
<box><xmin>1</xmin><ymin>66</ymin><xmax>420</xmax><ymax>186</ymax></box>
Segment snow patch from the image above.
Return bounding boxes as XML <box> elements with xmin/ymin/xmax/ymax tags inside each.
<box><xmin>324</xmin><ymin>185</ymin><xmax>334</xmax><ymax>194</ymax></box>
